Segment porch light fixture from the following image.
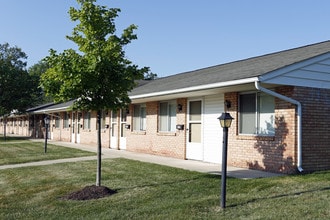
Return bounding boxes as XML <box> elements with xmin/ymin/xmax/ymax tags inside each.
<box><xmin>44</xmin><ymin>116</ymin><xmax>50</xmax><ymax>154</ymax></box>
<box><xmin>217</xmin><ymin>112</ymin><xmax>233</xmax><ymax>209</ymax></box>
<box><xmin>177</xmin><ymin>104</ymin><xmax>183</xmax><ymax>112</ymax></box>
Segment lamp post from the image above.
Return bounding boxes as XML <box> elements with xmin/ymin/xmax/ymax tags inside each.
<box><xmin>44</xmin><ymin>116</ymin><xmax>50</xmax><ymax>153</ymax></box>
<box><xmin>217</xmin><ymin>112</ymin><xmax>233</xmax><ymax>208</ymax></box>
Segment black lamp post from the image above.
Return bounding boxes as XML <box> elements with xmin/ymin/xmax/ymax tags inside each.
<box><xmin>217</xmin><ymin>112</ymin><xmax>233</xmax><ymax>208</ymax></box>
<box><xmin>44</xmin><ymin>116</ymin><xmax>50</xmax><ymax>153</ymax></box>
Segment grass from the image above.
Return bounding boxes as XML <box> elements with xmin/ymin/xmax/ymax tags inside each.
<box><xmin>0</xmin><ymin>136</ymin><xmax>329</xmax><ymax>219</ymax></box>
<box><xmin>0</xmin><ymin>157</ymin><xmax>329</xmax><ymax>219</ymax></box>
<box><xmin>0</xmin><ymin>136</ymin><xmax>95</xmax><ymax>165</ymax></box>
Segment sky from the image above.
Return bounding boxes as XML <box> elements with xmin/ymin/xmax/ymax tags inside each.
<box><xmin>1</xmin><ymin>0</ymin><xmax>330</xmax><ymax>77</ymax></box>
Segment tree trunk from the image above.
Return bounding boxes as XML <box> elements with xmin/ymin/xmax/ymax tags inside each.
<box><xmin>96</xmin><ymin>110</ymin><xmax>102</xmax><ymax>186</ymax></box>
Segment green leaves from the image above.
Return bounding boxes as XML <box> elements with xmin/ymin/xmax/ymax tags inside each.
<box><xmin>40</xmin><ymin>0</ymin><xmax>148</xmax><ymax>111</ymax></box>
<box><xmin>0</xmin><ymin>43</ymin><xmax>40</xmax><ymax>115</ymax></box>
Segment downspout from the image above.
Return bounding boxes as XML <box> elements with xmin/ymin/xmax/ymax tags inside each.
<box><xmin>255</xmin><ymin>81</ymin><xmax>303</xmax><ymax>172</ymax></box>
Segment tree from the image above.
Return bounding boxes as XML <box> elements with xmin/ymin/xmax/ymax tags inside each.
<box><xmin>0</xmin><ymin>43</ymin><xmax>41</xmax><ymax>139</ymax></box>
<box><xmin>40</xmin><ymin>0</ymin><xmax>148</xmax><ymax>186</ymax></box>
<box><xmin>28</xmin><ymin>61</ymin><xmax>52</xmax><ymax>104</ymax></box>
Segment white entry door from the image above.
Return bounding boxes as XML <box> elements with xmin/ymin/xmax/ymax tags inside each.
<box><xmin>186</xmin><ymin>99</ymin><xmax>203</xmax><ymax>160</ymax></box>
<box><xmin>110</xmin><ymin>111</ymin><xmax>118</xmax><ymax>149</ymax></box>
<box><xmin>71</xmin><ymin>112</ymin><xmax>76</xmax><ymax>143</ymax></box>
<box><xmin>119</xmin><ymin>109</ymin><xmax>127</xmax><ymax>150</ymax></box>
<box><xmin>77</xmin><ymin>112</ymin><xmax>81</xmax><ymax>144</ymax></box>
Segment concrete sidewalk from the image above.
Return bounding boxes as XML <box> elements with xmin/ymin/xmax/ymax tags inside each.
<box><xmin>2</xmin><ymin>139</ymin><xmax>283</xmax><ymax>179</ymax></box>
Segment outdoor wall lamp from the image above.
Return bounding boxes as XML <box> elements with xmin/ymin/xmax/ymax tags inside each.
<box><xmin>176</xmin><ymin>124</ymin><xmax>184</xmax><ymax>130</ymax></box>
<box><xmin>125</xmin><ymin>124</ymin><xmax>130</xmax><ymax>129</ymax></box>
<box><xmin>217</xmin><ymin>112</ymin><xmax>234</xmax><ymax>209</ymax></box>
<box><xmin>44</xmin><ymin>116</ymin><xmax>50</xmax><ymax>154</ymax></box>
<box><xmin>224</xmin><ymin>100</ymin><xmax>231</xmax><ymax>110</ymax></box>
<box><xmin>177</xmin><ymin>104</ymin><xmax>183</xmax><ymax>112</ymax></box>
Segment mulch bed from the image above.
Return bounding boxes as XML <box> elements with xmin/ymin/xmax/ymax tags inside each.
<box><xmin>61</xmin><ymin>185</ymin><xmax>117</xmax><ymax>201</ymax></box>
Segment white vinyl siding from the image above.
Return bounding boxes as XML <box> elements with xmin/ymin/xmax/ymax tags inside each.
<box><xmin>203</xmin><ymin>94</ymin><xmax>224</xmax><ymax>163</ymax></box>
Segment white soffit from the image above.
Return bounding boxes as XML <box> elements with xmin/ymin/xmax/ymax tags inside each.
<box><xmin>260</xmin><ymin>53</ymin><xmax>330</xmax><ymax>89</ymax></box>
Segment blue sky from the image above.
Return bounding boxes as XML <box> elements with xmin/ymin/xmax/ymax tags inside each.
<box><xmin>1</xmin><ymin>0</ymin><xmax>329</xmax><ymax>77</ymax></box>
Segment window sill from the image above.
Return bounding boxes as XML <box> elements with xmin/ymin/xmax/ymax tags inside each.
<box><xmin>237</xmin><ymin>135</ymin><xmax>275</xmax><ymax>141</ymax></box>
<box><xmin>132</xmin><ymin>131</ymin><xmax>146</xmax><ymax>135</ymax></box>
<box><xmin>157</xmin><ymin>132</ymin><xmax>177</xmax><ymax>136</ymax></box>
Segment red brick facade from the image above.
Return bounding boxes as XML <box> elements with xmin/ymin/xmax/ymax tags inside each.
<box><xmin>225</xmin><ymin>86</ymin><xmax>330</xmax><ymax>174</ymax></box>
<box><xmin>126</xmin><ymin>98</ymin><xmax>187</xmax><ymax>159</ymax></box>
<box><xmin>1</xmin><ymin>86</ymin><xmax>329</xmax><ymax>174</ymax></box>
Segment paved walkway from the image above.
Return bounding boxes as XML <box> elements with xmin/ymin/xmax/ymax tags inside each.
<box><xmin>1</xmin><ymin>139</ymin><xmax>283</xmax><ymax>179</ymax></box>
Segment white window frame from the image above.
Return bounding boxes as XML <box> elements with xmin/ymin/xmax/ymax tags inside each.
<box><xmin>83</xmin><ymin>111</ymin><xmax>91</xmax><ymax>130</ymax></box>
<box><xmin>133</xmin><ymin>104</ymin><xmax>146</xmax><ymax>131</ymax></box>
<box><xmin>239</xmin><ymin>92</ymin><xmax>275</xmax><ymax>136</ymax></box>
<box><xmin>159</xmin><ymin>100</ymin><xmax>176</xmax><ymax>132</ymax></box>
<box><xmin>63</xmin><ymin>112</ymin><xmax>69</xmax><ymax>128</ymax></box>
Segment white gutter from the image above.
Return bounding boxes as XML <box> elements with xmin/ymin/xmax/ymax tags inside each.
<box><xmin>130</xmin><ymin>77</ymin><xmax>259</xmax><ymax>100</ymax></box>
<box><xmin>255</xmin><ymin>81</ymin><xmax>303</xmax><ymax>172</ymax></box>
<box><xmin>33</xmin><ymin>106</ymin><xmax>70</xmax><ymax>114</ymax></box>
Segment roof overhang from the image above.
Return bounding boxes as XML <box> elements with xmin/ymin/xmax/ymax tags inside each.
<box><xmin>130</xmin><ymin>77</ymin><xmax>259</xmax><ymax>103</ymax></box>
<box><xmin>260</xmin><ymin>53</ymin><xmax>330</xmax><ymax>89</ymax></box>
<box><xmin>33</xmin><ymin>106</ymin><xmax>71</xmax><ymax>114</ymax></box>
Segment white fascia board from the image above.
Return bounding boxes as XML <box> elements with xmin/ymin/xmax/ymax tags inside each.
<box><xmin>129</xmin><ymin>77</ymin><xmax>259</xmax><ymax>100</ymax></box>
<box><xmin>33</xmin><ymin>106</ymin><xmax>71</xmax><ymax>114</ymax></box>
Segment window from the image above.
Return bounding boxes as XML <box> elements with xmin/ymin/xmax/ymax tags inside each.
<box><xmin>133</xmin><ymin>104</ymin><xmax>146</xmax><ymax>131</ymax></box>
<box><xmin>159</xmin><ymin>101</ymin><xmax>176</xmax><ymax>132</ymax></box>
<box><xmin>54</xmin><ymin>113</ymin><xmax>60</xmax><ymax>128</ymax></box>
<box><xmin>96</xmin><ymin>111</ymin><xmax>107</xmax><ymax>130</ymax></box>
<box><xmin>83</xmin><ymin>111</ymin><xmax>91</xmax><ymax>129</ymax></box>
<box><xmin>239</xmin><ymin>92</ymin><xmax>275</xmax><ymax>135</ymax></box>
<box><xmin>101</xmin><ymin>110</ymin><xmax>106</xmax><ymax>129</ymax></box>
<box><xmin>63</xmin><ymin>112</ymin><xmax>69</xmax><ymax>128</ymax></box>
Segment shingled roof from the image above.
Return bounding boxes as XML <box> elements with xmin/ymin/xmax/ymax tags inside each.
<box><xmin>130</xmin><ymin>40</ymin><xmax>330</xmax><ymax>96</ymax></box>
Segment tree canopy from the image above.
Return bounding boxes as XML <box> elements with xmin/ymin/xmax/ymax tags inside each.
<box><xmin>40</xmin><ymin>0</ymin><xmax>150</xmax><ymax>186</ymax></box>
<box><xmin>0</xmin><ymin>43</ymin><xmax>41</xmax><ymax>116</ymax></box>
<box><xmin>28</xmin><ymin>61</ymin><xmax>52</xmax><ymax>104</ymax></box>
<box><xmin>41</xmin><ymin>0</ymin><xmax>149</xmax><ymax>111</ymax></box>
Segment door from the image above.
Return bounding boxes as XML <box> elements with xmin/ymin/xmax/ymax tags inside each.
<box><xmin>77</xmin><ymin>112</ymin><xmax>81</xmax><ymax>143</ymax></box>
<box><xmin>71</xmin><ymin>112</ymin><xmax>76</xmax><ymax>143</ymax></box>
<box><xmin>186</xmin><ymin>99</ymin><xmax>203</xmax><ymax>160</ymax></box>
<box><xmin>110</xmin><ymin>111</ymin><xmax>118</xmax><ymax>149</ymax></box>
<box><xmin>119</xmin><ymin>109</ymin><xmax>127</xmax><ymax>150</ymax></box>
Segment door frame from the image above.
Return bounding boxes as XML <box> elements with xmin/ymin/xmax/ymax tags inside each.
<box><xmin>119</xmin><ymin>109</ymin><xmax>127</xmax><ymax>150</ymax></box>
<box><xmin>186</xmin><ymin>98</ymin><xmax>204</xmax><ymax>161</ymax></box>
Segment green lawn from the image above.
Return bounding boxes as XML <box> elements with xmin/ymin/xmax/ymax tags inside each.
<box><xmin>0</xmin><ymin>158</ymin><xmax>329</xmax><ymax>219</ymax></box>
<box><xmin>0</xmin><ymin>137</ymin><xmax>95</xmax><ymax>165</ymax></box>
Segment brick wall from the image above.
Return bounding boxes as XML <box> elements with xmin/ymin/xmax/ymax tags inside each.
<box><xmin>225</xmin><ymin>86</ymin><xmax>298</xmax><ymax>174</ymax></box>
<box><xmin>126</xmin><ymin>98</ymin><xmax>187</xmax><ymax>159</ymax></box>
<box><xmin>51</xmin><ymin>111</ymin><xmax>111</xmax><ymax>148</ymax></box>
<box><xmin>293</xmin><ymin>87</ymin><xmax>330</xmax><ymax>172</ymax></box>
<box><xmin>226</xmin><ymin>86</ymin><xmax>330</xmax><ymax>174</ymax></box>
